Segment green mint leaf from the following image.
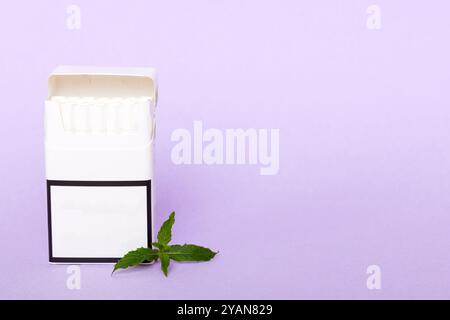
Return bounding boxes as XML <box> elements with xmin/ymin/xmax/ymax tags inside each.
<box><xmin>166</xmin><ymin>244</ymin><xmax>217</xmax><ymax>262</ymax></box>
<box><xmin>159</xmin><ymin>253</ymin><xmax>170</xmax><ymax>277</ymax></box>
<box><xmin>157</xmin><ymin>211</ymin><xmax>175</xmax><ymax>245</ymax></box>
<box><xmin>112</xmin><ymin>248</ymin><xmax>159</xmax><ymax>274</ymax></box>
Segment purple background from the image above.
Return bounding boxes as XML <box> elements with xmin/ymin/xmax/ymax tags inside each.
<box><xmin>1</xmin><ymin>0</ymin><xmax>450</xmax><ymax>299</ymax></box>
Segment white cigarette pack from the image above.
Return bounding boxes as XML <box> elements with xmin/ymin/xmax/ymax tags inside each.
<box><xmin>45</xmin><ymin>66</ymin><xmax>158</xmax><ymax>263</ymax></box>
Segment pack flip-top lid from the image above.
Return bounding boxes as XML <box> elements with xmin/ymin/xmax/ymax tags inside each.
<box><xmin>48</xmin><ymin>66</ymin><xmax>157</xmax><ymax>103</ymax></box>
<box><xmin>45</xmin><ymin>66</ymin><xmax>158</xmax><ymax>181</ymax></box>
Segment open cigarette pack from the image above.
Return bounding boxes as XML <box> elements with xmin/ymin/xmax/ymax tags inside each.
<box><xmin>45</xmin><ymin>66</ymin><xmax>157</xmax><ymax>263</ymax></box>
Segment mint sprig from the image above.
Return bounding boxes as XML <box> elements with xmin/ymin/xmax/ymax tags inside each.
<box><xmin>112</xmin><ymin>212</ymin><xmax>217</xmax><ymax>276</ymax></box>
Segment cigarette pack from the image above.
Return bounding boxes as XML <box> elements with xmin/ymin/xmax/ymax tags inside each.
<box><xmin>45</xmin><ymin>66</ymin><xmax>157</xmax><ymax>263</ymax></box>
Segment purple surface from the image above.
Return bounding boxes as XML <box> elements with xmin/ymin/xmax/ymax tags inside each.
<box><xmin>1</xmin><ymin>0</ymin><xmax>450</xmax><ymax>299</ymax></box>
